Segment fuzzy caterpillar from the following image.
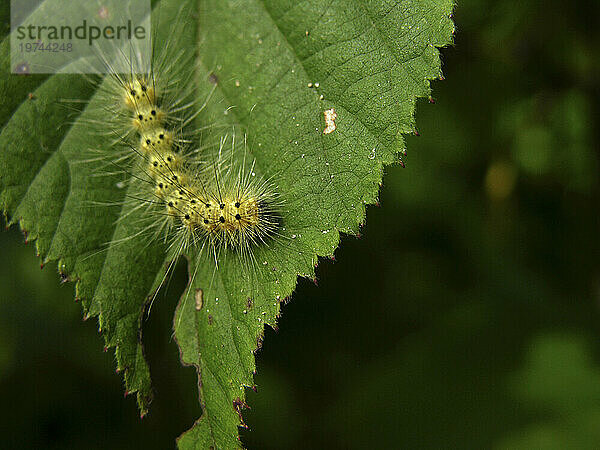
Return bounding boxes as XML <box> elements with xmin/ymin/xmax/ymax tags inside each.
<box><xmin>88</xmin><ymin>32</ymin><xmax>281</xmax><ymax>271</ymax></box>
<box><xmin>122</xmin><ymin>76</ymin><xmax>278</xmax><ymax>253</ymax></box>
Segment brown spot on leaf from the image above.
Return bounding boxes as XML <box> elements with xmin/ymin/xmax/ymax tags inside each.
<box><xmin>323</xmin><ymin>108</ymin><xmax>337</xmax><ymax>134</ymax></box>
<box><xmin>195</xmin><ymin>288</ymin><xmax>203</xmax><ymax>311</ymax></box>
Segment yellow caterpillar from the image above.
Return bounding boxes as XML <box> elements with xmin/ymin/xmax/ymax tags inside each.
<box><xmin>118</xmin><ymin>72</ymin><xmax>279</xmax><ymax>254</ymax></box>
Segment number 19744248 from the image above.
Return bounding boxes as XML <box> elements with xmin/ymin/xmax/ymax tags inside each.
<box><xmin>19</xmin><ymin>42</ymin><xmax>73</xmax><ymax>52</ymax></box>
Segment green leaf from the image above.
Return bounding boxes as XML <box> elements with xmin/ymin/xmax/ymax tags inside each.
<box><xmin>0</xmin><ymin>0</ymin><xmax>454</xmax><ymax>447</ymax></box>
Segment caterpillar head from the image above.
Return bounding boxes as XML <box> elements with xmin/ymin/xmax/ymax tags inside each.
<box><xmin>123</xmin><ymin>77</ymin><xmax>157</xmax><ymax>110</ymax></box>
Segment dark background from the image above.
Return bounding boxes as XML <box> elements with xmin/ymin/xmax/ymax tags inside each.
<box><xmin>1</xmin><ymin>0</ymin><xmax>600</xmax><ymax>448</ymax></box>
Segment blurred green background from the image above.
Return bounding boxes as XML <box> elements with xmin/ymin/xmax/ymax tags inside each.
<box><xmin>1</xmin><ymin>0</ymin><xmax>600</xmax><ymax>448</ymax></box>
